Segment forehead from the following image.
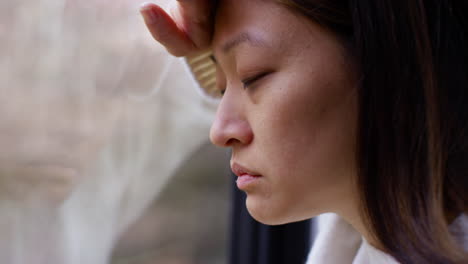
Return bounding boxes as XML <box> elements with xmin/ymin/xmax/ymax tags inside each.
<box><xmin>212</xmin><ymin>0</ymin><xmax>291</xmax><ymax>56</ymax></box>
<box><xmin>211</xmin><ymin>0</ymin><xmax>342</xmax><ymax>69</ymax></box>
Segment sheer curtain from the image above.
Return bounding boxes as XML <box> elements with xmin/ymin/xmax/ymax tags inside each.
<box><xmin>0</xmin><ymin>1</ymin><xmax>228</xmax><ymax>263</ymax></box>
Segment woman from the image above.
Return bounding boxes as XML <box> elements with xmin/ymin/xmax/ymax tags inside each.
<box><xmin>140</xmin><ymin>0</ymin><xmax>468</xmax><ymax>263</ymax></box>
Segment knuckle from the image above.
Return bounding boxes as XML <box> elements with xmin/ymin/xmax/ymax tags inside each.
<box><xmin>188</xmin><ymin>19</ymin><xmax>213</xmax><ymax>47</ymax></box>
<box><xmin>190</xmin><ymin>16</ymin><xmax>209</xmax><ymax>29</ymax></box>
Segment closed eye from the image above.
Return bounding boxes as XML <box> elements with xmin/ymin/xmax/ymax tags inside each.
<box><xmin>241</xmin><ymin>72</ymin><xmax>271</xmax><ymax>89</ymax></box>
<box><xmin>218</xmin><ymin>72</ymin><xmax>270</xmax><ymax>96</ymax></box>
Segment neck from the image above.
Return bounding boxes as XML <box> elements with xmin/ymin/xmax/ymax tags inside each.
<box><xmin>334</xmin><ymin>194</ymin><xmax>388</xmax><ymax>253</ymax></box>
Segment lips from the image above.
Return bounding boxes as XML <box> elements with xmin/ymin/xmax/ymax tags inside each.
<box><xmin>231</xmin><ymin>162</ymin><xmax>262</xmax><ymax>177</ymax></box>
<box><xmin>231</xmin><ymin>162</ymin><xmax>262</xmax><ymax>190</ymax></box>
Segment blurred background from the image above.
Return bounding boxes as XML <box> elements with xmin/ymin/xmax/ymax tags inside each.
<box><xmin>0</xmin><ymin>0</ymin><xmax>230</xmax><ymax>263</ymax></box>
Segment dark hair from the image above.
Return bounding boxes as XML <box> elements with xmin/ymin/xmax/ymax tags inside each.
<box><xmin>276</xmin><ymin>0</ymin><xmax>468</xmax><ymax>263</ymax></box>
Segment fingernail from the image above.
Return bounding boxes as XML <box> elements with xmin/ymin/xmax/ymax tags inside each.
<box><xmin>140</xmin><ymin>2</ymin><xmax>158</xmax><ymax>24</ymax></box>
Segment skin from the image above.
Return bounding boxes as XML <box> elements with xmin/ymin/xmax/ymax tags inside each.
<box><xmin>210</xmin><ymin>0</ymin><xmax>359</xmax><ymax>224</ymax></box>
<box><xmin>141</xmin><ymin>0</ymin><xmax>379</xmax><ymax>247</ymax></box>
<box><xmin>140</xmin><ymin>0</ymin><xmax>215</xmax><ymax>57</ymax></box>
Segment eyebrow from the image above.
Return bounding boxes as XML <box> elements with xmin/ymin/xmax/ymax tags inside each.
<box><xmin>212</xmin><ymin>32</ymin><xmax>269</xmax><ymax>62</ymax></box>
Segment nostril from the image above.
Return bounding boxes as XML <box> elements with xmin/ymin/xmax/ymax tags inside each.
<box><xmin>225</xmin><ymin>138</ymin><xmax>238</xmax><ymax>146</ymax></box>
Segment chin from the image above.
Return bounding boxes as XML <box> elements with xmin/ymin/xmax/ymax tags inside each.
<box><xmin>245</xmin><ymin>195</ymin><xmax>297</xmax><ymax>225</ymax></box>
<box><xmin>245</xmin><ymin>195</ymin><xmax>320</xmax><ymax>225</ymax></box>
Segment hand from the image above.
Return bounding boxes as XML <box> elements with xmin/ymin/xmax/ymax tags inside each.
<box><xmin>140</xmin><ymin>0</ymin><xmax>217</xmax><ymax>57</ymax></box>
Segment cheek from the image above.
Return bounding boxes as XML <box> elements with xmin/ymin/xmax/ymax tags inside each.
<box><xmin>262</xmin><ymin>70</ymin><xmax>355</xmax><ymax>149</ymax></box>
<box><xmin>253</xmin><ymin>66</ymin><xmax>358</xmax><ymax>193</ymax></box>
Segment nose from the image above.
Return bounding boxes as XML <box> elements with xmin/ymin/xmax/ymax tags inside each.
<box><xmin>209</xmin><ymin>96</ymin><xmax>253</xmax><ymax>148</ymax></box>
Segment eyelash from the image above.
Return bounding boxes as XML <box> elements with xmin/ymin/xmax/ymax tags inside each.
<box><xmin>219</xmin><ymin>72</ymin><xmax>270</xmax><ymax>96</ymax></box>
<box><xmin>241</xmin><ymin>72</ymin><xmax>270</xmax><ymax>89</ymax></box>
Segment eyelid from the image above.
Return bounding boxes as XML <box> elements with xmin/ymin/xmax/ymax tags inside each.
<box><xmin>241</xmin><ymin>72</ymin><xmax>271</xmax><ymax>88</ymax></box>
<box><xmin>217</xmin><ymin>71</ymin><xmax>270</xmax><ymax>96</ymax></box>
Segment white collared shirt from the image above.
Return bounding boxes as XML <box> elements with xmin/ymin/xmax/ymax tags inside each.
<box><xmin>306</xmin><ymin>213</ymin><xmax>467</xmax><ymax>264</ymax></box>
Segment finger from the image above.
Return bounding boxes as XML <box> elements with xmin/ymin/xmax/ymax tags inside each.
<box><xmin>140</xmin><ymin>2</ymin><xmax>196</xmax><ymax>57</ymax></box>
<box><xmin>171</xmin><ymin>0</ymin><xmax>217</xmax><ymax>49</ymax></box>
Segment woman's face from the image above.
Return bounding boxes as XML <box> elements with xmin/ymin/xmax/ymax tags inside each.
<box><xmin>210</xmin><ymin>0</ymin><xmax>359</xmax><ymax>224</ymax></box>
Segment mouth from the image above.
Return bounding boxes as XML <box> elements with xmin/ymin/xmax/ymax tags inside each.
<box><xmin>231</xmin><ymin>162</ymin><xmax>262</xmax><ymax>190</ymax></box>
